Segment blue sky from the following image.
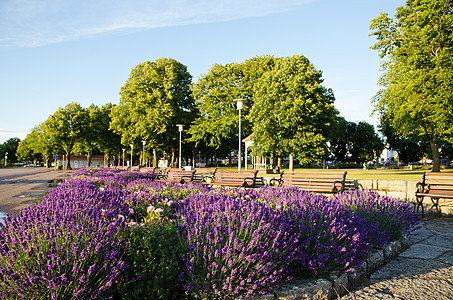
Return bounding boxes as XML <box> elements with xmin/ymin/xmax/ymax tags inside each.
<box><xmin>0</xmin><ymin>0</ymin><xmax>405</xmax><ymax>144</ymax></box>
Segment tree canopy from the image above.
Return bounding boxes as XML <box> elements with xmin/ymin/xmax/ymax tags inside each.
<box><xmin>110</xmin><ymin>58</ymin><xmax>195</xmax><ymax>166</ymax></box>
<box><xmin>189</xmin><ymin>56</ymin><xmax>277</xmax><ymax>150</ymax></box>
<box><xmin>249</xmin><ymin>55</ymin><xmax>337</xmax><ymax>164</ymax></box>
<box><xmin>0</xmin><ymin>138</ymin><xmax>20</xmax><ymax>165</ymax></box>
<box><xmin>43</xmin><ymin>102</ymin><xmax>88</xmax><ymax>169</ymax></box>
<box><xmin>370</xmin><ymin>0</ymin><xmax>453</xmax><ymax>171</ymax></box>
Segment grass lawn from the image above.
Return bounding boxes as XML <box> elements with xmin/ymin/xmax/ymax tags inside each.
<box><xmin>284</xmin><ymin>168</ymin><xmax>453</xmax><ymax>181</ymax></box>
<box><xmin>214</xmin><ymin>166</ymin><xmax>453</xmax><ymax>181</ymax></box>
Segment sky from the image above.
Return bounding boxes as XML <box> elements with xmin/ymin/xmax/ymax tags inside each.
<box><xmin>0</xmin><ymin>0</ymin><xmax>406</xmax><ymax>144</ymax></box>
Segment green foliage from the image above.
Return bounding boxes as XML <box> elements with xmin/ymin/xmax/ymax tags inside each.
<box><xmin>113</xmin><ymin>222</ymin><xmax>187</xmax><ymax>300</ymax></box>
<box><xmin>249</xmin><ymin>55</ymin><xmax>337</xmax><ymax>163</ymax></box>
<box><xmin>378</xmin><ymin>114</ymin><xmax>428</xmax><ymax>164</ymax></box>
<box><xmin>370</xmin><ymin>0</ymin><xmax>453</xmax><ymax>171</ymax></box>
<box><xmin>189</xmin><ymin>55</ymin><xmax>277</xmax><ymax>150</ymax></box>
<box><xmin>110</xmin><ymin>58</ymin><xmax>195</xmax><ymax>159</ymax></box>
<box><xmin>349</xmin><ymin>121</ymin><xmax>384</xmax><ymax>163</ymax></box>
<box><xmin>83</xmin><ymin>103</ymin><xmax>121</xmax><ymax>165</ymax></box>
<box><xmin>42</xmin><ymin>102</ymin><xmax>88</xmax><ymax>169</ymax></box>
<box><xmin>0</xmin><ymin>137</ymin><xmax>21</xmax><ymax>165</ymax></box>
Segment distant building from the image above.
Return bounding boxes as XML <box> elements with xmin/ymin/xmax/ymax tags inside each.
<box><xmin>379</xmin><ymin>147</ymin><xmax>398</xmax><ymax>165</ymax></box>
<box><xmin>55</xmin><ymin>155</ymin><xmax>113</xmax><ymax>169</ymax></box>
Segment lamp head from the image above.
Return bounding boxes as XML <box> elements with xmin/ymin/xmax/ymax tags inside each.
<box><xmin>233</xmin><ymin>99</ymin><xmax>245</xmax><ymax>110</ymax></box>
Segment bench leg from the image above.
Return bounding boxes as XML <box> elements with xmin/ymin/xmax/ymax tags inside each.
<box><xmin>430</xmin><ymin>197</ymin><xmax>441</xmax><ymax>215</ymax></box>
<box><xmin>415</xmin><ymin>196</ymin><xmax>425</xmax><ymax>217</ymax></box>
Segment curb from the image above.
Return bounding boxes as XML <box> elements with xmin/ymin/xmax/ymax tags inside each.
<box><xmin>253</xmin><ymin>237</ymin><xmax>409</xmax><ymax>300</ymax></box>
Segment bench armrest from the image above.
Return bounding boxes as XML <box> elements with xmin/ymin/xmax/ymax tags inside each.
<box><xmin>156</xmin><ymin>174</ymin><xmax>168</xmax><ymax>180</ymax></box>
<box><xmin>242</xmin><ymin>176</ymin><xmax>257</xmax><ymax>188</ymax></box>
<box><xmin>415</xmin><ymin>182</ymin><xmax>426</xmax><ymax>193</ymax></box>
<box><xmin>269</xmin><ymin>178</ymin><xmax>283</xmax><ymax>187</ymax></box>
<box><xmin>332</xmin><ymin>180</ymin><xmax>345</xmax><ymax>193</ymax></box>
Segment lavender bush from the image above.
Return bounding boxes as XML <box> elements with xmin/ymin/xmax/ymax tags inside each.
<box><xmin>0</xmin><ymin>168</ymin><xmax>422</xmax><ymax>299</ymax></box>
<box><xmin>212</xmin><ymin>187</ymin><xmax>371</xmax><ymax>277</ymax></box>
<box><xmin>333</xmin><ymin>189</ymin><xmax>421</xmax><ymax>245</ymax></box>
<box><xmin>177</xmin><ymin>191</ymin><xmax>304</xmax><ymax>299</ymax></box>
<box><xmin>0</xmin><ymin>178</ymin><xmax>130</xmax><ymax>299</ymax></box>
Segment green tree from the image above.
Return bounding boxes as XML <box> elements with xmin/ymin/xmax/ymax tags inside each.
<box><xmin>378</xmin><ymin>114</ymin><xmax>428</xmax><ymax>164</ymax></box>
<box><xmin>16</xmin><ymin>129</ymin><xmax>44</xmax><ymax>164</ymax></box>
<box><xmin>249</xmin><ymin>55</ymin><xmax>337</xmax><ymax>168</ymax></box>
<box><xmin>328</xmin><ymin>116</ymin><xmax>350</xmax><ymax>162</ymax></box>
<box><xmin>95</xmin><ymin>103</ymin><xmax>122</xmax><ymax>166</ymax></box>
<box><xmin>349</xmin><ymin>121</ymin><xmax>385</xmax><ymax>164</ymax></box>
<box><xmin>110</xmin><ymin>58</ymin><xmax>194</xmax><ymax>167</ymax></box>
<box><xmin>370</xmin><ymin>0</ymin><xmax>453</xmax><ymax>172</ymax></box>
<box><xmin>81</xmin><ymin>103</ymin><xmax>121</xmax><ymax>167</ymax></box>
<box><xmin>43</xmin><ymin>102</ymin><xmax>88</xmax><ymax>170</ymax></box>
<box><xmin>0</xmin><ymin>137</ymin><xmax>20</xmax><ymax>165</ymax></box>
<box><xmin>189</xmin><ymin>56</ymin><xmax>277</xmax><ymax>156</ymax></box>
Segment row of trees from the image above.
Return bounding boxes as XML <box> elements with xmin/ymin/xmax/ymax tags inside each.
<box><xmin>15</xmin><ymin>56</ymin><xmax>386</xmax><ymax>170</ymax></box>
<box><xmin>16</xmin><ymin>103</ymin><xmax>120</xmax><ymax>168</ymax></box>
<box><xmin>11</xmin><ymin>1</ymin><xmax>453</xmax><ymax>172</ymax></box>
<box><xmin>0</xmin><ymin>138</ymin><xmax>20</xmax><ymax>166</ymax></box>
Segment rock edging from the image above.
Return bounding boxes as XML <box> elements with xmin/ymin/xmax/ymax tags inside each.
<box><xmin>252</xmin><ymin>237</ymin><xmax>409</xmax><ymax>300</ymax></box>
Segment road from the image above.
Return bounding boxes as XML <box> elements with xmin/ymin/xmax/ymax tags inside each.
<box><xmin>0</xmin><ymin>167</ymin><xmax>73</xmax><ymax>218</ymax></box>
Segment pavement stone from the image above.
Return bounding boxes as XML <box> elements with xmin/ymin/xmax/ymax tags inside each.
<box><xmin>342</xmin><ymin>217</ymin><xmax>453</xmax><ymax>300</ymax></box>
<box><xmin>399</xmin><ymin>243</ymin><xmax>450</xmax><ymax>259</ymax></box>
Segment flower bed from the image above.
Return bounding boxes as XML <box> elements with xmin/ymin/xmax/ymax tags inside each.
<box><xmin>0</xmin><ymin>168</ymin><xmax>421</xmax><ymax>299</ymax></box>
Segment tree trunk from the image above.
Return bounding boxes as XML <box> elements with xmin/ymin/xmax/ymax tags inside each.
<box><xmin>87</xmin><ymin>152</ymin><xmax>92</xmax><ymax>167</ymax></box>
<box><xmin>66</xmin><ymin>153</ymin><xmax>72</xmax><ymax>170</ymax></box>
<box><xmin>430</xmin><ymin>139</ymin><xmax>441</xmax><ymax>172</ymax></box>
<box><xmin>289</xmin><ymin>154</ymin><xmax>294</xmax><ymax>171</ymax></box>
<box><xmin>152</xmin><ymin>149</ymin><xmax>157</xmax><ymax>167</ymax></box>
<box><xmin>104</xmin><ymin>153</ymin><xmax>110</xmax><ymax>167</ymax></box>
<box><xmin>171</xmin><ymin>149</ymin><xmax>175</xmax><ymax>168</ymax></box>
<box><xmin>192</xmin><ymin>150</ymin><xmax>195</xmax><ymax>169</ymax></box>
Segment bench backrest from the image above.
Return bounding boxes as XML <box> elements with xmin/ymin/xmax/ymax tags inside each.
<box><xmin>214</xmin><ymin>170</ymin><xmax>258</xmax><ymax>186</ymax></box>
<box><xmin>166</xmin><ymin>169</ymin><xmax>196</xmax><ymax>183</ymax></box>
<box><xmin>422</xmin><ymin>172</ymin><xmax>453</xmax><ymax>191</ymax></box>
<box><xmin>139</xmin><ymin>167</ymin><xmax>157</xmax><ymax>173</ymax></box>
<box><xmin>194</xmin><ymin>167</ymin><xmax>217</xmax><ymax>176</ymax></box>
<box><xmin>281</xmin><ymin>171</ymin><xmax>347</xmax><ymax>193</ymax></box>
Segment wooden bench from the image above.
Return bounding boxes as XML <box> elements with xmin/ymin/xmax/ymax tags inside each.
<box><xmin>193</xmin><ymin>168</ymin><xmax>217</xmax><ymax>182</ymax></box>
<box><xmin>156</xmin><ymin>168</ymin><xmax>195</xmax><ymax>184</ymax></box>
<box><xmin>203</xmin><ymin>170</ymin><xmax>258</xmax><ymax>188</ymax></box>
<box><xmin>415</xmin><ymin>172</ymin><xmax>453</xmax><ymax>216</ymax></box>
<box><xmin>109</xmin><ymin>166</ymin><xmax>129</xmax><ymax>170</ymax></box>
<box><xmin>269</xmin><ymin>171</ymin><xmax>347</xmax><ymax>194</ymax></box>
<box><xmin>154</xmin><ymin>167</ymin><xmax>171</xmax><ymax>179</ymax></box>
<box><xmin>139</xmin><ymin>167</ymin><xmax>157</xmax><ymax>173</ymax></box>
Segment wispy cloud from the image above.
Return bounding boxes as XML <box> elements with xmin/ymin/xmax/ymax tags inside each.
<box><xmin>0</xmin><ymin>0</ymin><xmax>314</xmax><ymax>48</ymax></box>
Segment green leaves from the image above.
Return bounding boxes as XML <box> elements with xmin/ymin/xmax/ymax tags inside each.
<box><xmin>371</xmin><ymin>0</ymin><xmax>453</xmax><ymax>171</ymax></box>
<box><xmin>249</xmin><ymin>55</ymin><xmax>336</xmax><ymax>163</ymax></box>
<box><xmin>110</xmin><ymin>58</ymin><xmax>194</xmax><ymax>156</ymax></box>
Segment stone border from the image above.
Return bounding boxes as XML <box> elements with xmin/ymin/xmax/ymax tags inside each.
<box><xmin>253</xmin><ymin>236</ymin><xmax>409</xmax><ymax>300</ymax></box>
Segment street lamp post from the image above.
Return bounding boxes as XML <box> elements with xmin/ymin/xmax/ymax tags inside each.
<box><xmin>4</xmin><ymin>152</ymin><xmax>8</xmax><ymax>167</ymax></box>
<box><xmin>176</xmin><ymin>124</ymin><xmax>184</xmax><ymax>169</ymax></box>
<box><xmin>130</xmin><ymin>144</ymin><xmax>133</xmax><ymax>168</ymax></box>
<box><xmin>122</xmin><ymin>148</ymin><xmax>125</xmax><ymax>167</ymax></box>
<box><xmin>233</xmin><ymin>99</ymin><xmax>245</xmax><ymax>171</ymax></box>
<box><xmin>142</xmin><ymin>140</ymin><xmax>146</xmax><ymax>166</ymax></box>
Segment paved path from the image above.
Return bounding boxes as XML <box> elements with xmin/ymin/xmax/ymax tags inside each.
<box><xmin>0</xmin><ymin>167</ymin><xmax>73</xmax><ymax>218</ymax></box>
<box><xmin>342</xmin><ymin>217</ymin><xmax>453</xmax><ymax>300</ymax></box>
